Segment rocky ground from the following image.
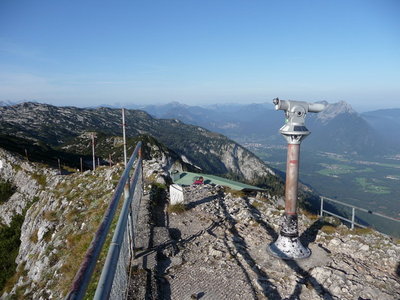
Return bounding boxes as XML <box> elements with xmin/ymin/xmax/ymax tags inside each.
<box><xmin>131</xmin><ymin>184</ymin><xmax>400</xmax><ymax>300</ymax></box>
<box><xmin>1</xmin><ymin>147</ymin><xmax>399</xmax><ymax>300</ymax></box>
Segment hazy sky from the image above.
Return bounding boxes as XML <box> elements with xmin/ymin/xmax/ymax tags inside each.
<box><xmin>0</xmin><ymin>0</ymin><xmax>399</xmax><ymax>111</ymax></box>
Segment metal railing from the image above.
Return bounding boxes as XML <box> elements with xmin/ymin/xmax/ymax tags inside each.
<box><xmin>66</xmin><ymin>142</ymin><xmax>143</xmax><ymax>300</ymax></box>
<box><xmin>320</xmin><ymin>196</ymin><xmax>400</xmax><ymax>230</ymax></box>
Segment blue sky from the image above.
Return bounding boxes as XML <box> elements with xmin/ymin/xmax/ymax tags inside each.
<box><xmin>0</xmin><ymin>0</ymin><xmax>399</xmax><ymax>111</ymax></box>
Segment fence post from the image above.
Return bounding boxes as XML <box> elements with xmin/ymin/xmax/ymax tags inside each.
<box><xmin>320</xmin><ymin>197</ymin><xmax>324</xmax><ymax>217</ymax></box>
<box><xmin>351</xmin><ymin>207</ymin><xmax>355</xmax><ymax>230</ymax></box>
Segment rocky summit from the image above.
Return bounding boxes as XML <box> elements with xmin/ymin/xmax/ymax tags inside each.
<box><xmin>1</xmin><ymin>146</ymin><xmax>399</xmax><ymax>299</ymax></box>
<box><xmin>132</xmin><ymin>183</ymin><xmax>400</xmax><ymax>300</ymax></box>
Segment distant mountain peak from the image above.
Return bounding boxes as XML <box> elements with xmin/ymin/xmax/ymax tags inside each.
<box><xmin>166</xmin><ymin>101</ymin><xmax>189</xmax><ymax>108</ymax></box>
<box><xmin>317</xmin><ymin>101</ymin><xmax>357</xmax><ymax>123</ymax></box>
<box><xmin>0</xmin><ymin>100</ymin><xmax>22</xmax><ymax>106</ymax></box>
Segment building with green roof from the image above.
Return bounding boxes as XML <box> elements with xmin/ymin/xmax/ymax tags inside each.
<box><xmin>170</xmin><ymin>170</ymin><xmax>265</xmax><ymax>192</ymax></box>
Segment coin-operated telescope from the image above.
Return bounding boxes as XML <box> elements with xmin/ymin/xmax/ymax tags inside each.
<box><xmin>269</xmin><ymin>98</ymin><xmax>325</xmax><ymax>260</ymax></box>
<box><xmin>273</xmin><ymin>98</ymin><xmax>325</xmax><ymax>144</ymax></box>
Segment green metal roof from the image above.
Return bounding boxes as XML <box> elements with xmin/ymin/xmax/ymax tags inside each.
<box><xmin>171</xmin><ymin>171</ymin><xmax>265</xmax><ymax>191</ymax></box>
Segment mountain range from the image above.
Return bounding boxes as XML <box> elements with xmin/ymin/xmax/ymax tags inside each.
<box><xmin>123</xmin><ymin>101</ymin><xmax>398</xmax><ymax>157</ymax></box>
<box><xmin>0</xmin><ymin>102</ymin><xmax>279</xmax><ymax>189</ymax></box>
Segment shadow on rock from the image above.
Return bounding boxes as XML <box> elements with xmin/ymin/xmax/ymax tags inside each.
<box><xmin>244</xmin><ymin>199</ymin><xmax>335</xmax><ymax>300</ymax></box>
<box><xmin>300</xmin><ymin>218</ymin><xmax>336</xmax><ymax>248</ymax></box>
<box><xmin>219</xmin><ymin>197</ymin><xmax>282</xmax><ymax>299</ymax></box>
<box><xmin>186</xmin><ymin>194</ymin><xmax>220</xmax><ymax>210</ymax></box>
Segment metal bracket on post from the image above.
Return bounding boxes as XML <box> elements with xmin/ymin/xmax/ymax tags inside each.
<box><xmin>268</xmin><ymin>98</ymin><xmax>325</xmax><ymax>260</ymax></box>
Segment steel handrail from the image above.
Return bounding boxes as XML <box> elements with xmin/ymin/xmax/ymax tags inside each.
<box><xmin>93</xmin><ymin>158</ymin><xmax>142</xmax><ymax>299</ymax></box>
<box><xmin>66</xmin><ymin>142</ymin><xmax>142</xmax><ymax>300</ymax></box>
<box><xmin>320</xmin><ymin>196</ymin><xmax>400</xmax><ymax>230</ymax></box>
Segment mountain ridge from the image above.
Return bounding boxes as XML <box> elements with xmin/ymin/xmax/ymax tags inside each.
<box><xmin>127</xmin><ymin>100</ymin><xmax>394</xmax><ymax>156</ymax></box>
<box><xmin>0</xmin><ymin>102</ymin><xmax>278</xmax><ymax>187</ymax></box>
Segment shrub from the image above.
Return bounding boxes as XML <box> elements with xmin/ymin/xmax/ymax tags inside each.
<box><xmin>0</xmin><ymin>214</ymin><xmax>24</xmax><ymax>292</ymax></box>
<box><xmin>0</xmin><ymin>179</ymin><xmax>16</xmax><ymax>203</ymax></box>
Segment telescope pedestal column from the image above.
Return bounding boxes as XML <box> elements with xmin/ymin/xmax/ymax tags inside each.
<box><xmin>268</xmin><ymin>143</ymin><xmax>311</xmax><ymax>260</ymax></box>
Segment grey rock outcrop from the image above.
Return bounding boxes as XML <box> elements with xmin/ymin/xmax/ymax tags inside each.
<box><xmin>0</xmin><ymin>148</ymin><xmax>58</xmax><ymax>225</ymax></box>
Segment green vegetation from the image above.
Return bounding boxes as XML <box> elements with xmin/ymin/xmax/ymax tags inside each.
<box><xmin>0</xmin><ymin>179</ymin><xmax>15</xmax><ymax>203</ymax></box>
<box><xmin>43</xmin><ymin>210</ymin><xmax>58</xmax><ymax>222</ymax></box>
<box><xmin>317</xmin><ymin>164</ymin><xmax>355</xmax><ymax>176</ymax></box>
<box><xmin>320</xmin><ymin>225</ymin><xmax>337</xmax><ymax>234</ymax></box>
<box><xmin>31</xmin><ymin>173</ymin><xmax>47</xmax><ymax>187</ymax></box>
<box><xmin>0</xmin><ymin>214</ymin><xmax>24</xmax><ymax>292</ymax></box>
<box><xmin>301</xmin><ymin>209</ymin><xmax>320</xmax><ymax>221</ymax></box>
<box><xmin>355</xmin><ymin>177</ymin><xmax>390</xmax><ymax>194</ymax></box>
<box><xmin>1</xmin><ymin>197</ymin><xmax>39</xmax><ymax>295</ymax></box>
<box><xmin>224</xmin><ymin>187</ymin><xmax>246</xmax><ymax>198</ymax></box>
<box><xmin>53</xmin><ymin>169</ymin><xmax>124</xmax><ymax>297</ymax></box>
<box><xmin>317</xmin><ymin>164</ymin><xmax>373</xmax><ymax>177</ymax></box>
<box><xmin>167</xmin><ymin>203</ymin><xmax>187</xmax><ymax>214</ymax></box>
<box><xmin>352</xmin><ymin>227</ymin><xmax>374</xmax><ymax>235</ymax></box>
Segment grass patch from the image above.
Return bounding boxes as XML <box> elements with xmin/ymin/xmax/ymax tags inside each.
<box><xmin>43</xmin><ymin>210</ymin><xmax>58</xmax><ymax>222</ymax></box>
<box><xmin>31</xmin><ymin>172</ymin><xmax>47</xmax><ymax>187</ymax></box>
<box><xmin>320</xmin><ymin>225</ymin><xmax>337</xmax><ymax>235</ymax></box>
<box><xmin>168</xmin><ymin>203</ymin><xmax>187</xmax><ymax>214</ymax></box>
<box><xmin>224</xmin><ymin>188</ymin><xmax>246</xmax><ymax>198</ymax></box>
<box><xmin>251</xmin><ymin>201</ymin><xmax>263</xmax><ymax>209</ymax></box>
<box><xmin>12</xmin><ymin>164</ymin><xmax>22</xmax><ymax>172</ymax></box>
<box><xmin>30</xmin><ymin>229</ymin><xmax>39</xmax><ymax>244</ymax></box>
<box><xmin>317</xmin><ymin>164</ymin><xmax>374</xmax><ymax>177</ymax></box>
<box><xmin>352</xmin><ymin>227</ymin><xmax>374</xmax><ymax>235</ymax></box>
<box><xmin>302</xmin><ymin>209</ymin><xmax>320</xmax><ymax>221</ymax></box>
<box><xmin>355</xmin><ymin>177</ymin><xmax>390</xmax><ymax>194</ymax></box>
<box><xmin>317</xmin><ymin>164</ymin><xmax>356</xmax><ymax>176</ymax></box>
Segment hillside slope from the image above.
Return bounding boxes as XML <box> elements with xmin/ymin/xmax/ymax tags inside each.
<box><xmin>0</xmin><ymin>102</ymin><xmax>276</xmax><ymax>185</ymax></box>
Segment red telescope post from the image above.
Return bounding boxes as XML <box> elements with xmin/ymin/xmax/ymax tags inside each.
<box><xmin>269</xmin><ymin>98</ymin><xmax>325</xmax><ymax>260</ymax></box>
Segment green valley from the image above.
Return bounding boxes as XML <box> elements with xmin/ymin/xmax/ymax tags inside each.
<box><xmin>247</xmin><ymin>144</ymin><xmax>400</xmax><ymax>222</ymax></box>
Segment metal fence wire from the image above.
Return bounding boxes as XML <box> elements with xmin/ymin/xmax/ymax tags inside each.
<box><xmin>109</xmin><ymin>223</ymin><xmax>130</xmax><ymax>299</ymax></box>
<box><xmin>109</xmin><ymin>163</ymin><xmax>143</xmax><ymax>299</ymax></box>
<box><xmin>94</xmin><ymin>158</ymin><xmax>143</xmax><ymax>300</ymax></box>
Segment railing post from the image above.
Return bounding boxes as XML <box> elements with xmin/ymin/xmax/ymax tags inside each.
<box><xmin>320</xmin><ymin>197</ymin><xmax>324</xmax><ymax>217</ymax></box>
<box><xmin>351</xmin><ymin>207</ymin><xmax>355</xmax><ymax>230</ymax></box>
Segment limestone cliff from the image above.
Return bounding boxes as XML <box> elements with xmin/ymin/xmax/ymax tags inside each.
<box><xmin>1</xmin><ymin>148</ymin><xmax>123</xmax><ymax>299</ymax></box>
